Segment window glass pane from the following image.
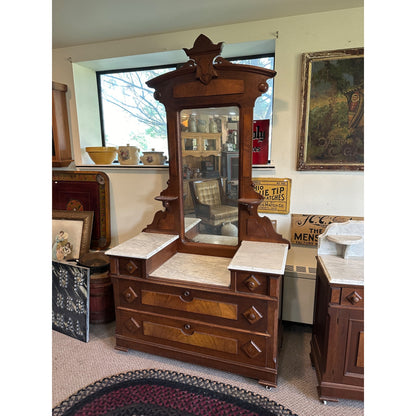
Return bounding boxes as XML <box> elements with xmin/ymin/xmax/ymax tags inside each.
<box><xmin>229</xmin><ymin>56</ymin><xmax>274</xmax><ymax>121</ymax></box>
<box><xmin>99</xmin><ymin>67</ymin><xmax>174</xmax><ymax>156</ymax></box>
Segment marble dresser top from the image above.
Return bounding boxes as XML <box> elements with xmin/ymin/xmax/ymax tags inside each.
<box><xmin>318</xmin><ymin>255</ymin><xmax>364</xmax><ymax>286</ymax></box>
<box><xmin>105</xmin><ymin>232</ymin><xmax>178</xmax><ymax>259</ymax></box>
<box><xmin>228</xmin><ymin>240</ymin><xmax>288</xmax><ymax>275</ymax></box>
<box><xmin>150</xmin><ymin>253</ymin><xmax>231</xmax><ymax>287</ymax></box>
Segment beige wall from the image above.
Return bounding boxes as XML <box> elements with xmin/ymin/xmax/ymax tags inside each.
<box><xmin>52</xmin><ymin>7</ymin><xmax>364</xmax><ymax>248</ymax></box>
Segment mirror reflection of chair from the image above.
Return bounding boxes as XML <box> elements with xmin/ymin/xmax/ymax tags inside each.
<box><xmin>189</xmin><ymin>177</ymin><xmax>238</xmax><ymax>234</ymax></box>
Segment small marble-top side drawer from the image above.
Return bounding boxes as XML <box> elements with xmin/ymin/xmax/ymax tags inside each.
<box><xmin>234</xmin><ymin>271</ymin><xmax>270</xmax><ymax>296</ymax></box>
<box><xmin>117</xmin><ymin>257</ymin><xmax>145</xmax><ymax>278</ymax></box>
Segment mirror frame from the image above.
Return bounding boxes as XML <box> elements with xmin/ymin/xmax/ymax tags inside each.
<box><xmin>144</xmin><ymin>34</ymin><xmax>290</xmax><ymax>257</ymax></box>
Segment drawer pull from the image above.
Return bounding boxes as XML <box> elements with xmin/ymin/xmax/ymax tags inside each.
<box><xmin>126</xmin><ymin>260</ymin><xmax>138</xmax><ymax>274</ymax></box>
<box><xmin>182</xmin><ymin>323</ymin><xmax>194</xmax><ymax>335</ymax></box>
<box><xmin>244</xmin><ymin>275</ymin><xmax>261</xmax><ymax>292</ymax></box>
<box><xmin>180</xmin><ymin>290</ymin><xmax>193</xmax><ymax>302</ymax></box>
<box><xmin>346</xmin><ymin>291</ymin><xmax>362</xmax><ymax>305</ymax></box>
<box><xmin>243</xmin><ymin>306</ymin><xmax>263</xmax><ymax>325</ymax></box>
<box><xmin>122</xmin><ymin>286</ymin><xmax>138</xmax><ymax>303</ymax></box>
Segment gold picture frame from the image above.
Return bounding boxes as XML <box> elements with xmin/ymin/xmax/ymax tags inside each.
<box><xmin>297</xmin><ymin>48</ymin><xmax>364</xmax><ymax>171</ymax></box>
<box><xmin>52</xmin><ymin>210</ymin><xmax>94</xmax><ymax>261</ymax></box>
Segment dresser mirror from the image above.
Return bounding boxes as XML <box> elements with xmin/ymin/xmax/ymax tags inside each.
<box><xmin>181</xmin><ymin>106</ymin><xmax>239</xmax><ymax>246</ymax></box>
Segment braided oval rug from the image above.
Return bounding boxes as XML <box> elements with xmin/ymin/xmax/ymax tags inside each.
<box><xmin>53</xmin><ymin>369</ymin><xmax>298</xmax><ymax>416</ymax></box>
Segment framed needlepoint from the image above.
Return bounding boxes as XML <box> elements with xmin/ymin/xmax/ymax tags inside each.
<box><xmin>52</xmin><ymin>210</ymin><xmax>94</xmax><ymax>261</ymax></box>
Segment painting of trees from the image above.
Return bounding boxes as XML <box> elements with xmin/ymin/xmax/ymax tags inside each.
<box><xmin>298</xmin><ymin>48</ymin><xmax>364</xmax><ymax>170</ymax></box>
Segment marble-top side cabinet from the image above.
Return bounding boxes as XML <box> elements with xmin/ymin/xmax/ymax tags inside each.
<box><xmin>106</xmin><ymin>233</ymin><xmax>288</xmax><ymax>387</ymax></box>
<box><xmin>311</xmin><ymin>220</ymin><xmax>364</xmax><ymax>403</ymax></box>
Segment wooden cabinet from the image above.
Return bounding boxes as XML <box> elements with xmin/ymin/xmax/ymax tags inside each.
<box><xmin>52</xmin><ymin>81</ymin><xmax>73</xmax><ymax>167</ymax></box>
<box><xmin>109</xmin><ymin>247</ymin><xmax>284</xmax><ymax>387</ymax></box>
<box><xmin>181</xmin><ymin>132</ymin><xmax>221</xmax><ymax>157</ymax></box>
<box><xmin>182</xmin><ymin>132</ymin><xmax>222</xmax><ymax>179</ymax></box>
<box><xmin>310</xmin><ymin>257</ymin><xmax>364</xmax><ymax>402</ymax></box>
<box><xmin>107</xmin><ymin>236</ymin><xmax>288</xmax><ymax>388</ymax></box>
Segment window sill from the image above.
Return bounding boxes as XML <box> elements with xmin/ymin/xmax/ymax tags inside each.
<box><xmin>253</xmin><ymin>164</ymin><xmax>275</xmax><ymax>169</ymax></box>
<box><xmin>75</xmin><ymin>163</ymin><xmax>275</xmax><ymax>170</ymax></box>
<box><xmin>75</xmin><ymin>163</ymin><xmax>169</xmax><ymax>170</ymax></box>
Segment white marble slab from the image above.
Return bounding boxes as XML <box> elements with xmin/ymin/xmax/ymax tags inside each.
<box><xmin>228</xmin><ymin>240</ymin><xmax>288</xmax><ymax>275</ymax></box>
<box><xmin>319</xmin><ymin>255</ymin><xmax>364</xmax><ymax>286</ymax></box>
<box><xmin>105</xmin><ymin>232</ymin><xmax>178</xmax><ymax>259</ymax></box>
<box><xmin>318</xmin><ymin>220</ymin><xmax>364</xmax><ymax>257</ymax></box>
<box><xmin>149</xmin><ymin>252</ymin><xmax>231</xmax><ymax>287</ymax></box>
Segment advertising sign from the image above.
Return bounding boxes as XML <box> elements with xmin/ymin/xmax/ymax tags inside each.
<box><xmin>252</xmin><ymin>178</ymin><xmax>291</xmax><ymax>214</ymax></box>
<box><xmin>252</xmin><ymin>120</ymin><xmax>269</xmax><ymax>165</ymax></box>
<box><xmin>291</xmin><ymin>214</ymin><xmax>364</xmax><ymax>246</ymax></box>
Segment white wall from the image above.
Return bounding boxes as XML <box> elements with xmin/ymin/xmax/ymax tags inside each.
<box><xmin>52</xmin><ymin>7</ymin><xmax>364</xmax><ymax>248</ymax></box>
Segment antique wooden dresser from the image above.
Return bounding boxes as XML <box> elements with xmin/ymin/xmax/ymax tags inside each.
<box><xmin>106</xmin><ymin>34</ymin><xmax>290</xmax><ymax>387</ymax></box>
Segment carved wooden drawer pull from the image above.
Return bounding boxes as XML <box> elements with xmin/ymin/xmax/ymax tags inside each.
<box><xmin>243</xmin><ymin>306</ymin><xmax>263</xmax><ymax>325</ymax></box>
<box><xmin>346</xmin><ymin>291</ymin><xmax>362</xmax><ymax>305</ymax></box>
<box><xmin>122</xmin><ymin>286</ymin><xmax>138</xmax><ymax>303</ymax></box>
<box><xmin>126</xmin><ymin>260</ymin><xmax>138</xmax><ymax>274</ymax></box>
<box><xmin>244</xmin><ymin>275</ymin><xmax>261</xmax><ymax>292</ymax></box>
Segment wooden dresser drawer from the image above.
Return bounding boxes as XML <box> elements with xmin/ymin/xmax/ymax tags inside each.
<box><xmin>233</xmin><ymin>271</ymin><xmax>278</xmax><ymax>296</ymax></box>
<box><xmin>116</xmin><ymin>309</ymin><xmax>269</xmax><ymax>367</ymax></box>
<box><xmin>116</xmin><ymin>257</ymin><xmax>145</xmax><ymax>278</ymax></box>
<box><xmin>116</xmin><ymin>278</ymin><xmax>274</xmax><ymax>332</ymax></box>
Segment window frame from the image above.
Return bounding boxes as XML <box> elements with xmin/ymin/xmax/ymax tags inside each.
<box><xmin>96</xmin><ymin>52</ymin><xmax>275</xmax><ymax>153</ymax></box>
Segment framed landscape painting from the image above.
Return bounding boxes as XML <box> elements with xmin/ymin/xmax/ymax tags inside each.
<box><xmin>297</xmin><ymin>48</ymin><xmax>364</xmax><ymax>170</ymax></box>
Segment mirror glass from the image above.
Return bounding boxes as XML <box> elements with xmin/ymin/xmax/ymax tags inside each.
<box><xmin>180</xmin><ymin>106</ymin><xmax>239</xmax><ymax>246</ymax></box>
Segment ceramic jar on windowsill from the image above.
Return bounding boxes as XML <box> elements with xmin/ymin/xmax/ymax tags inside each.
<box><xmin>140</xmin><ymin>148</ymin><xmax>167</xmax><ymax>165</ymax></box>
<box><xmin>118</xmin><ymin>144</ymin><xmax>140</xmax><ymax>165</ymax></box>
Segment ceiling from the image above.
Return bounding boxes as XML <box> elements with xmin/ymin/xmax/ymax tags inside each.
<box><xmin>52</xmin><ymin>0</ymin><xmax>363</xmax><ymax>49</ymax></box>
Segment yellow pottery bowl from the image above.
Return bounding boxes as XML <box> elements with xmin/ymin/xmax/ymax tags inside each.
<box><xmin>86</xmin><ymin>147</ymin><xmax>118</xmax><ymax>164</ymax></box>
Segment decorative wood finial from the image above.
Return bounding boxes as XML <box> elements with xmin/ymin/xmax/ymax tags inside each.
<box><xmin>183</xmin><ymin>34</ymin><xmax>223</xmax><ymax>85</ymax></box>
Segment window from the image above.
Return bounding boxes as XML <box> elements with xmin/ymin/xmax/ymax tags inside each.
<box><xmin>97</xmin><ymin>54</ymin><xmax>274</xmax><ymax>160</ymax></box>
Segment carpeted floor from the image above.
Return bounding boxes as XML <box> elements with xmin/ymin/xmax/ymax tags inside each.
<box><xmin>52</xmin><ymin>321</ymin><xmax>364</xmax><ymax>416</ymax></box>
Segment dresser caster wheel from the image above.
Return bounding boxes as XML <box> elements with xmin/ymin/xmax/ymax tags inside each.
<box><xmin>321</xmin><ymin>400</ymin><xmax>328</xmax><ymax>405</ymax></box>
<box><xmin>265</xmin><ymin>385</ymin><xmax>273</xmax><ymax>390</ymax></box>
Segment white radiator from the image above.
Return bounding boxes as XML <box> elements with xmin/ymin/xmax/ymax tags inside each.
<box><xmin>282</xmin><ymin>248</ymin><xmax>317</xmax><ymax>325</ymax></box>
